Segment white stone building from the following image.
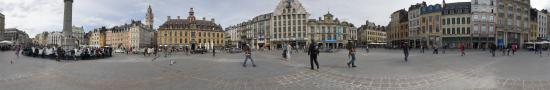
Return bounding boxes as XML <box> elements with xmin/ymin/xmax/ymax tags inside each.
<box><xmin>270</xmin><ymin>0</ymin><xmax>310</xmax><ymax>49</ymax></box>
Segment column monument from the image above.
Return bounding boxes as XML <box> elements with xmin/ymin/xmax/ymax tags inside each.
<box><xmin>63</xmin><ymin>0</ymin><xmax>76</xmax><ymax>49</ymax></box>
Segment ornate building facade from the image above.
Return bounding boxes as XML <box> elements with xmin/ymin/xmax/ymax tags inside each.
<box><xmin>227</xmin><ymin>0</ymin><xmax>358</xmax><ymax>49</ymax></box>
<box><xmin>157</xmin><ymin>8</ymin><xmax>225</xmax><ymax>50</ymax></box>
<box><xmin>270</xmin><ymin>0</ymin><xmax>310</xmax><ymax>49</ymax></box>
<box><xmin>307</xmin><ymin>12</ymin><xmax>357</xmax><ymax>48</ymax></box>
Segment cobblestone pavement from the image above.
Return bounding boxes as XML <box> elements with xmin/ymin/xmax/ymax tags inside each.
<box><xmin>1</xmin><ymin>49</ymin><xmax>550</xmax><ymax>90</ymax></box>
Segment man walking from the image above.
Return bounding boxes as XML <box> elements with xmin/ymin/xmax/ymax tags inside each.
<box><xmin>420</xmin><ymin>45</ymin><xmax>425</xmax><ymax>53</ymax></box>
<box><xmin>243</xmin><ymin>44</ymin><xmax>256</xmax><ymax>67</ymax></box>
<box><xmin>308</xmin><ymin>42</ymin><xmax>320</xmax><ymax>70</ymax></box>
<box><xmin>433</xmin><ymin>45</ymin><xmax>439</xmax><ymax>54</ymax></box>
<box><xmin>402</xmin><ymin>42</ymin><xmax>410</xmax><ymax>62</ymax></box>
<box><xmin>212</xmin><ymin>47</ymin><xmax>216</xmax><ymax>57</ymax></box>
<box><xmin>490</xmin><ymin>43</ymin><xmax>497</xmax><ymax>57</ymax></box>
<box><xmin>347</xmin><ymin>46</ymin><xmax>357</xmax><ymax>68</ymax></box>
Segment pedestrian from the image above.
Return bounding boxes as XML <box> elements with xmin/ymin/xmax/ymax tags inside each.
<box><xmin>287</xmin><ymin>44</ymin><xmax>292</xmax><ymax>61</ymax></box>
<box><xmin>366</xmin><ymin>46</ymin><xmax>370</xmax><ymax>53</ymax></box>
<box><xmin>144</xmin><ymin>48</ymin><xmax>148</xmax><ymax>56</ymax></box>
<box><xmin>433</xmin><ymin>45</ymin><xmax>439</xmax><ymax>54</ymax></box>
<box><xmin>511</xmin><ymin>43</ymin><xmax>517</xmax><ymax>55</ymax></box>
<box><xmin>402</xmin><ymin>42</ymin><xmax>409</xmax><ymax>62</ymax></box>
<box><xmin>507</xmin><ymin>45</ymin><xmax>512</xmax><ymax>56</ymax></box>
<box><xmin>459</xmin><ymin>43</ymin><xmax>465</xmax><ymax>56</ymax></box>
<box><xmin>12</xmin><ymin>45</ymin><xmax>21</xmax><ymax>64</ymax></box>
<box><xmin>347</xmin><ymin>46</ymin><xmax>357</xmax><ymax>68</ymax></box>
<box><xmin>242</xmin><ymin>44</ymin><xmax>256</xmax><ymax>67</ymax></box>
<box><xmin>213</xmin><ymin>47</ymin><xmax>216</xmax><ymax>57</ymax></box>
<box><xmin>185</xmin><ymin>47</ymin><xmax>190</xmax><ymax>56</ymax></box>
<box><xmin>490</xmin><ymin>43</ymin><xmax>497</xmax><ymax>57</ymax></box>
<box><xmin>308</xmin><ymin>42</ymin><xmax>320</xmax><ymax>70</ymax></box>
<box><xmin>282</xmin><ymin>45</ymin><xmax>288</xmax><ymax>61</ymax></box>
<box><xmin>420</xmin><ymin>45</ymin><xmax>425</xmax><ymax>53</ymax></box>
<box><xmin>538</xmin><ymin>45</ymin><xmax>543</xmax><ymax>57</ymax></box>
<box><xmin>443</xmin><ymin>44</ymin><xmax>447</xmax><ymax>54</ymax></box>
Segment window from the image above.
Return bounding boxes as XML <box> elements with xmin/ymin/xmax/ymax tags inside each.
<box><xmin>467</xmin><ymin>28</ymin><xmax>471</xmax><ymax>34</ymax></box>
<box><xmin>442</xmin><ymin>19</ymin><xmax>446</xmax><ymax>25</ymax></box>
<box><xmin>461</xmin><ymin>28</ymin><xmax>465</xmax><ymax>35</ymax></box>
<box><xmin>467</xmin><ymin>17</ymin><xmax>471</xmax><ymax>24</ymax></box>
<box><xmin>452</xmin><ymin>18</ymin><xmax>456</xmax><ymax>24</ymax></box>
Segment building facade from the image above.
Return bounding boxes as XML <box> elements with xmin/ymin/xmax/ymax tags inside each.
<box><xmin>307</xmin><ymin>12</ymin><xmax>357</xmax><ymax>49</ymax></box>
<box><xmin>225</xmin><ymin>24</ymin><xmax>246</xmax><ymax>47</ymax></box>
<box><xmin>419</xmin><ymin>4</ymin><xmax>443</xmax><ymax>48</ymax></box>
<box><xmin>408</xmin><ymin>2</ymin><xmax>426</xmax><ymax>48</ymax></box>
<box><xmin>157</xmin><ymin>8</ymin><xmax>225</xmax><ymax>50</ymax></box>
<box><xmin>0</xmin><ymin>13</ymin><xmax>4</xmax><ymax>41</ymax></box>
<box><xmin>88</xmin><ymin>27</ymin><xmax>107</xmax><ymax>47</ymax></box>
<box><xmin>33</xmin><ymin>32</ymin><xmax>49</xmax><ymax>46</ymax></box>
<box><xmin>529</xmin><ymin>9</ymin><xmax>538</xmax><ymax>42</ymax></box>
<box><xmin>270</xmin><ymin>0</ymin><xmax>310</xmax><ymax>49</ymax></box>
<box><xmin>3</xmin><ymin>28</ymin><xmax>31</xmax><ymax>45</ymax></box>
<box><xmin>441</xmin><ymin>2</ymin><xmax>472</xmax><ymax>48</ymax></box>
<box><xmin>106</xmin><ymin>20</ymin><xmax>153</xmax><ymax>49</ymax></box>
<box><xmin>357</xmin><ymin>21</ymin><xmax>386</xmax><ymax>46</ymax></box>
<box><xmin>495</xmin><ymin>0</ymin><xmax>531</xmax><ymax>48</ymax></box>
<box><xmin>226</xmin><ymin>13</ymin><xmax>272</xmax><ymax>49</ymax></box>
<box><xmin>388</xmin><ymin>9</ymin><xmax>409</xmax><ymax>47</ymax></box>
<box><xmin>47</xmin><ymin>31</ymin><xmax>64</xmax><ymax>46</ymax></box>
<box><xmin>471</xmin><ymin>0</ymin><xmax>496</xmax><ymax>48</ymax></box>
<box><xmin>72</xmin><ymin>26</ymin><xmax>85</xmax><ymax>46</ymax></box>
<box><xmin>537</xmin><ymin>10</ymin><xmax>548</xmax><ymax>40</ymax></box>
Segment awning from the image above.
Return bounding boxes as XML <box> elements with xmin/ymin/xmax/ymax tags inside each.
<box><xmin>0</xmin><ymin>41</ymin><xmax>14</xmax><ymax>44</ymax></box>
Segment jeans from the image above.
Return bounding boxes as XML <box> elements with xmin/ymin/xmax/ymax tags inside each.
<box><xmin>310</xmin><ymin>55</ymin><xmax>319</xmax><ymax>69</ymax></box>
<box><xmin>243</xmin><ymin>55</ymin><xmax>255</xmax><ymax>65</ymax></box>
<box><xmin>347</xmin><ymin>54</ymin><xmax>356</xmax><ymax>66</ymax></box>
<box><xmin>404</xmin><ymin>52</ymin><xmax>409</xmax><ymax>62</ymax></box>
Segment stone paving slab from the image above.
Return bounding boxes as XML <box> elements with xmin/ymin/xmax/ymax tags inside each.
<box><xmin>1</xmin><ymin>49</ymin><xmax>550</xmax><ymax>90</ymax></box>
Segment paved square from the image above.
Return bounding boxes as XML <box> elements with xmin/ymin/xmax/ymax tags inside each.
<box><xmin>1</xmin><ymin>49</ymin><xmax>550</xmax><ymax>90</ymax></box>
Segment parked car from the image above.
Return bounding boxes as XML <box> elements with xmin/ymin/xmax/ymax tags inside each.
<box><xmin>191</xmin><ymin>48</ymin><xmax>207</xmax><ymax>54</ymax></box>
<box><xmin>228</xmin><ymin>48</ymin><xmax>243</xmax><ymax>53</ymax></box>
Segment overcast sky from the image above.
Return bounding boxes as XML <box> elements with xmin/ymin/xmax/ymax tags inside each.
<box><xmin>1</xmin><ymin>0</ymin><xmax>549</xmax><ymax>37</ymax></box>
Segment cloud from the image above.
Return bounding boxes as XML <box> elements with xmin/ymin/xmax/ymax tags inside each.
<box><xmin>1</xmin><ymin>0</ymin><xmax>549</xmax><ymax>37</ymax></box>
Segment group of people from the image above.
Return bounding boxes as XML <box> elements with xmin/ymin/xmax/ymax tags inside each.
<box><xmin>401</xmin><ymin>42</ymin><xmax>466</xmax><ymax>62</ymax></box>
<box><xmin>22</xmin><ymin>46</ymin><xmax>113</xmax><ymax>61</ymax></box>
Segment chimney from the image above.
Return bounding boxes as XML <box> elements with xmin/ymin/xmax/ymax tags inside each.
<box><xmin>211</xmin><ymin>18</ymin><xmax>215</xmax><ymax>22</ymax></box>
<box><xmin>167</xmin><ymin>16</ymin><xmax>171</xmax><ymax>20</ymax></box>
<box><xmin>177</xmin><ymin>16</ymin><xmax>181</xmax><ymax>19</ymax></box>
<box><xmin>203</xmin><ymin>17</ymin><xmax>206</xmax><ymax>20</ymax></box>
